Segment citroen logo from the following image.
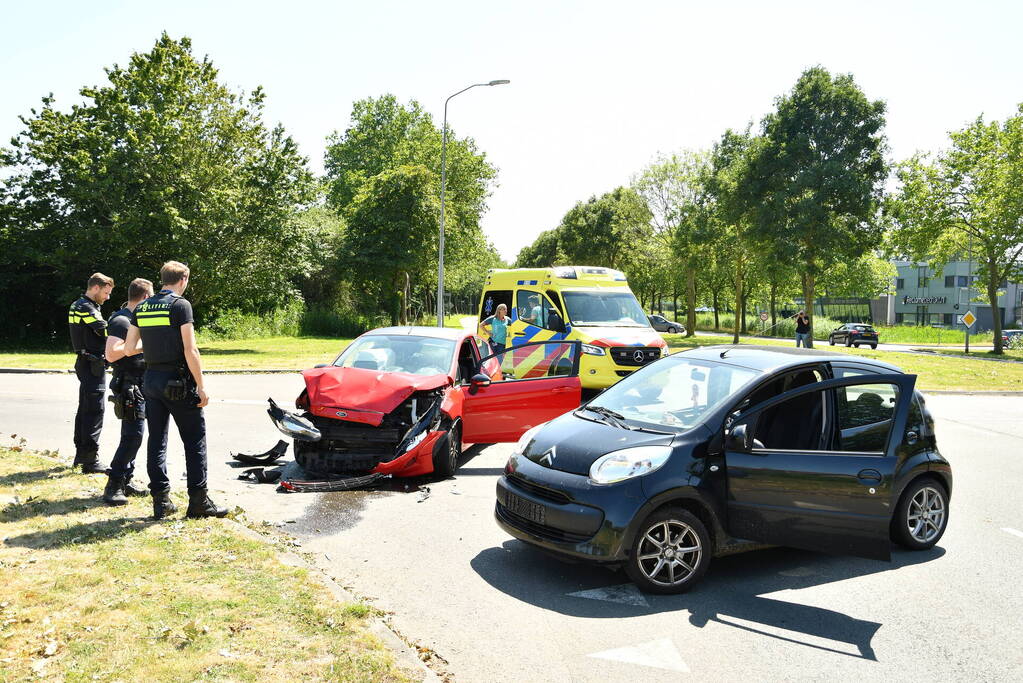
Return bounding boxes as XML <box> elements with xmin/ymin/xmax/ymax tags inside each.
<box><xmin>539</xmin><ymin>447</ymin><xmax>557</xmax><ymax>467</ymax></box>
<box><xmin>633</xmin><ymin>350</ymin><xmax>646</xmax><ymax>363</ymax></box>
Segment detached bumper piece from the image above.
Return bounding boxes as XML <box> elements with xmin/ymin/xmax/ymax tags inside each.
<box><xmin>231</xmin><ymin>440</ymin><xmax>289</xmax><ymax>465</ymax></box>
<box><xmin>279</xmin><ymin>472</ymin><xmax>387</xmax><ymax>493</ymax></box>
<box><xmin>238</xmin><ymin>467</ymin><xmax>283</xmax><ymax>484</ymax></box>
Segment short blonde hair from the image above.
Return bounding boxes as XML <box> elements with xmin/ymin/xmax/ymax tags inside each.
<box><xmin>87</xmin><ymin>273</ymin><xmax>114</xmax><ymax>289</ymax></box>
<box><xmin>160</xmin><ymin>261</ymin><xmax>190</xmax><ymax>286</ymax></box>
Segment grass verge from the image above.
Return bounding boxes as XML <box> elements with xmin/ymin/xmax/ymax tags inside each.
<box><xmin>4</xmin><ymin>330</ymin><xmax>1023</xmax><ymax>391</ymax></box>
<box><xmin>0</xmin><ymin>446</ymin><xmax>408</xmax><ymax>682</ymax></box>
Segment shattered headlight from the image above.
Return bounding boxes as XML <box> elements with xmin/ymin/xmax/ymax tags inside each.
<box><xmin>269</xmin><ymin>404</ymin><xmax>321</xmax><ymax>441</ymax></box>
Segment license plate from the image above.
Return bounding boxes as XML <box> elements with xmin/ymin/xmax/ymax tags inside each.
<box><xmin>505</xmin><ymin>491</ymin><xmax>546</xmax><ymax>524</ymax></box>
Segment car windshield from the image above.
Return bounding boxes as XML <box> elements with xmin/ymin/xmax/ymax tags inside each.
<box><xmin>333</xmin><ymin>335</ymin><xmax>455</xmax><ymax>376</ymax></box>
<box><xmin>586</xmin><ymin>355</ymin><xmax>761</xmax><ymax>431</ymax></box>
<box><xmin>563</xmin><ymin>290</ymin><xmax>650</xmax><ymax>327</ymax></box>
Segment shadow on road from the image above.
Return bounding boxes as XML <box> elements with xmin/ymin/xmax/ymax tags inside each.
<box><xmin>471</xmin><ymin>540</ymin><xmax>946</xmax><ymax>660</ymax></box>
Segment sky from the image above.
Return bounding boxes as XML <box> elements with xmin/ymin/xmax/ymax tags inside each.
<box><xmin>2</xmin><ymin>0</ymin><xmax>1021</xmax><ymax>262</ymax></box>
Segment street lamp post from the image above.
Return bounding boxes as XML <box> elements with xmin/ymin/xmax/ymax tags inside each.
<box><xmin>437</xmin><ymin>79</ymin><xmax>510</xmax><ymax>327</ymax></box>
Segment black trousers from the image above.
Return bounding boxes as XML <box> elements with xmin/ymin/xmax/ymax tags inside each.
<box><xmin>73</xmin><ymin>355</ymin><xmax>106</xmax><ymax>458</ymax></box>
<box><xmin>143</xmin><ymin>369</ymin><xmax>208</xmax><ymax>492</ymax></box>
<box><xmin>108</xmin><ymin>375</ymin><xmax>146</xmax><ymax>480</ymax></box>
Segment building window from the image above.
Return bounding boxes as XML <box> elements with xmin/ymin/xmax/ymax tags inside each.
<box><xmin>944</xmin><ymin>275</ymin><xmax>954</xmax><ymax>287</ymax></box>
<box><xmin>918</xmin><ymin>276</ymin><xmax>929</xmax><ymax>287</ymax></box>
<box><xmin>943</xmin><ymin>313</ymin><xmax>954</xmax><ymax>325</ymax></box>
<box><xmin>957</xmin><ymin>275</ymin><xmax>969</xmax><ymax>287</ymax></box>
<box><xmin>895</xmin><ymin>312</ymin><xmax>904</xmax><ymax>324</ymax></box>
<box><xmin>896</xmin><ymin>278</ymin><xmax>905</xmax><ymax>290</ymax></box>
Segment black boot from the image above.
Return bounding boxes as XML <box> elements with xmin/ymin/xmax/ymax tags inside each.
<box><xmin>152</xmin><ymin>490</ymin><xmax>178</xmax><ymax>520</ymax></box>
<box><xmin>122</xmin><ymin>476</ymin><xmax>149</xmax><ymax>497</ymax></box>
<box><xmin>103</xmin><ymin>476</ymin><xmax>128</xmax><ymax>506</ymax></box>
<box><xmin>74</xmin><ymin>452</ymin><xmax>109</xmax><ymax>474</ymax></box>
<box><xmin>186</xmin><ymin>488</ymin><xmax>229</xmax><ymax>519</ymax></box>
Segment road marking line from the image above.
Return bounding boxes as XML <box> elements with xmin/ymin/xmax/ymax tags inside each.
<box><xmin>587</xmin><ymin>638</ymin><xmax>689</xmax><ymax>672</ymax></box>
<box><xmin>567</xmin><ymin>584</ymin><xmax>650</xmax><ymax>607</ymax></box>
<box><xmin>1002</xmin><ymin>527</ymin><xmax>1023</xmax><ymax>539</ymax></box>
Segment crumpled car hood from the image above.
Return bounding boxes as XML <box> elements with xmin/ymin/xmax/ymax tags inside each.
<box><xmin>302</xmin><ymin>366</ymin><xmax>451</xmax><ymax>426</ymax></box>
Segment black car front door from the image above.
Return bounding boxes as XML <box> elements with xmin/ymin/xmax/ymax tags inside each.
<box><xmin>723</xmin><ymin>374</ymin><xmax>917</xmax><ymax>561</ymax></box>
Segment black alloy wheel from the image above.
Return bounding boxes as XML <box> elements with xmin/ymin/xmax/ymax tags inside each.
<box><xmin>626</xmin><ymin>507</ymin><xmax>711</xmax><ymax>594</ymax></box>
<box><xmin>892</xmin><ymin>478</ymin><xmax>949</xmax><ymax>550</ymax></box>
<box><xmin>433</xmin><ymin>421</ymin><xmax>462</xmax><ymax>478</ymax></box>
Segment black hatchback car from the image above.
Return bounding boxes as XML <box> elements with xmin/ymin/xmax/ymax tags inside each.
<box><xmin>829</xmin><ymin>323</ymin><xmax>879</xmax><ymax>349</ymax></box>
<box><xmin>494</xmin><ymin>346</ymin><xmax>951</xmax><ymax>593</ymax></box>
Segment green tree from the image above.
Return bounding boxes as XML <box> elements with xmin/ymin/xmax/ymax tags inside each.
<box><xmin>745</xmin><ymin>67</ymin><xmax>888</xmax><ymax>347</ymax></box>
<box><xmin>515</xmin><ymin>228</ymin><xmax>564</xmax><ymax>267</ymax></box>
<box><xmin>888</xmin><ymin>105</ymin><xmax>1023</xmax><ymax>353</ymax></box>
<box><xmin>633</xmin><ymin>151</ymin><xmax>711</xmax><ymax>337</ymax></box>
<box><xmin>553</xmin><ymin>187</ymin><xmax>653</xmax><ymax>271</ymax></box>
<box><xmin>343</xmin><ymin>165</ymin><xmax>440</xmax><ymax>325</ymax></box>
<box><xmin>0</xmin><ymin>34</ymin><xmax>315</xmax><ymax>342</ymax></box>
<box><xmin>324</xmin><ymin>95</ymin><xmax>497</xmax><ymax>318</ymax></box>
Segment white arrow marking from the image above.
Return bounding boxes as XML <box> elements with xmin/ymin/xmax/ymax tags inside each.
<box><xmin>1002</xmin><ymin>527</ymin><xmax>1023</xmax><ymax>539</ymax></box>
<box><xmin>587</xmin><ymin>638</ymin><xmax>689</xmax><ymax>672</ymax></box>
<box><xmin>568</xmin><ymin>583</ymin><xmax>650</xmax><ymax>607</ymax></box>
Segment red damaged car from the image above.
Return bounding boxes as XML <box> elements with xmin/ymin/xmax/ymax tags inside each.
<box><xmin>267</xmin><ymin>326</ymin><xmax>582</xmax><ymax>478</ymax></box>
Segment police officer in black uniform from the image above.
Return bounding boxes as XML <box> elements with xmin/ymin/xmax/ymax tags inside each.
<box><xmin>122</xmin><ymin>261</ymin><xmax>227</xmax><ymax>520</ymax></box>
<box><xmin>68</xmin><ymin>273</ymin><xmax>114</xmax><ymax>473</ymax></box>
<box><xmin>101</xmin><ymin>278</ymin><xmax>155</xmax><ymax>505</ymax></box>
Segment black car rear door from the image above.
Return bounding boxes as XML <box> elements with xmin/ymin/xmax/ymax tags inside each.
<box><xmin>723</xmin><ymin>374</ymin><xmax>917</xmax><ymax>561</ymax></box>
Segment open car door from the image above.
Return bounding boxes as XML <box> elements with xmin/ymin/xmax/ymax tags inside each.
<box><xmin>723</xmin><ymin>373</ymin><xmax>917</xmax><ymax>561</ymax></box>
<box><xmin>461</xmin><ymin>341</ymin><xmax>581</xmax><ymax>443</ymax></box>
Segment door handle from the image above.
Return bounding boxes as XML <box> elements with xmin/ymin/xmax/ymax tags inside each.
<box><xmin>857</xmin><ymin>469</ymin><xmax>882</xmax><ymax>482</ymax></box>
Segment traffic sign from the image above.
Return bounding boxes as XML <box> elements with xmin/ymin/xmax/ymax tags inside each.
<box><xmin>759</xmin><ymin>312</ymin><xmax>769</xmax><ymax>322</ymax></box>
<box><xmin>961</xmin><ymin>310</ymin><xmax>977</xmax><ymax>328</ymax></box>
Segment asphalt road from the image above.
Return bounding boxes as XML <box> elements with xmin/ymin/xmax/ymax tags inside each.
<box><xmin>1</xmin><ymin>374</ymin><xmax>1021</xmax><ymax>682</ymax></box>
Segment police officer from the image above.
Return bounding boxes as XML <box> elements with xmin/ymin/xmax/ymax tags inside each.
<box><xmin>101</xmin><ymin>278</ymin><xmax>155</xmax><ymax>505</ymax></box>
<box><xmin>123</xmin><ymin>261</ymin><xmax>227</xmax><ymax>519</ymax></box>
<box><xmin>68</xmin><ymin>273</ymin><xmax>114</xmax><ymax>473</ymax></box>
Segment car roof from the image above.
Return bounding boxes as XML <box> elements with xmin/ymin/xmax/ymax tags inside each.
<box><xmin>364</xmin><ymin>326</ymin><xmax>471</xmax><ymax>341</ymax></box>
<box><xmin>678</xmin><ymin>344</ymin><xmax>903</xmax><ymax>373</ymax></box>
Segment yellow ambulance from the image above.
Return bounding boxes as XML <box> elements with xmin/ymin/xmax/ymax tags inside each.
<box><xmin>477</xmin><ymin>266</ymin><xmax>668</xmax><ymax>390</ymax></box>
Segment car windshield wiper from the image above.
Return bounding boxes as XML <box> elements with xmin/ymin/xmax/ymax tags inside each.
<box><xmin>583</xmin><ymin>405</ymin><xmax>632</xmax><ymax>429</ymax></box>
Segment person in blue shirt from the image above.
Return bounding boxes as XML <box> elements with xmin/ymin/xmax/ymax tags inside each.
<box><xmin>481</xmin><ymin>303</ymin><xmax>510</xmax><ymax>354</ymax></box>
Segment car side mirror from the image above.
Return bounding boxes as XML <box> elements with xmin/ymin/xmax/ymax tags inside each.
<box><xmin>468</xmin><ymin>372</ymin><xmax>492</xmax><ymax>395</ymax></box>
<box><xmin>725</xmin><ymin>423</ymin><xmax>752</xmax><ymax>451</ymax></box>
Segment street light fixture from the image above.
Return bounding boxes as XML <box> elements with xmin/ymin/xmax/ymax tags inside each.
<box><xmin>437</xmin><ymin>79</ymin><xmax>510</xmax><ymax>327</ymax></box>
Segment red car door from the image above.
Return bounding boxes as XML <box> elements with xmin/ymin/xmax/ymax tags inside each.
<box><xmin>461</xmin><ymin>341</ymin><xmax>581</xmax><ymax>443</ymax></box>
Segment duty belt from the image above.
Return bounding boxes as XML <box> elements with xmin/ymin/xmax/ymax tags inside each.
<box><xmin>147</xmin><ymin>362</ymin><xmax>187</xmax><ymax>372</ymax></box>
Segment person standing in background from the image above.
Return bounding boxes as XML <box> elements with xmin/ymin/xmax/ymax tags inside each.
<box><xmin>68</xmin><ymin>273</ymin><xmax>114</xmax><ymax>474</ymax></box>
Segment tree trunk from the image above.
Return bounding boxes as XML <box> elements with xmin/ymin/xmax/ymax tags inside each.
<box><xmin>732</xmin><ymin>260</ymin><xmax>744</xmax><ymax>345</ymax></box>
<box><xmin>672</xmin><ymin>287</ymin><xmax>679</xmax><ymax>322</ymax></box>
<box><xmin>685</xmin><ymin>267</ymin><xmax>697</xmax><ymax>338</ymax></box>
<box><xmin>712</xmin><ymin>290</ymin><xmax>720</xmax><ymax>330</ymax></box>
<box><xmin>769</xmin><ymin>282</ymin><xmax>778</xmax><ymax>327</ymax></box>
<box><xmin>802</xmin><ymin>270</ymin><xmax>816</xmax><ymax>349</ymax></box>
<box><xmin>988</xmin><ymin>264</ymin><xmax>1003</xmax><ymax>354</ymax></box>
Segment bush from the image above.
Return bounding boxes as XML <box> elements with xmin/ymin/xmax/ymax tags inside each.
<box><xmin>299</xmin><ymin>305</ymin><xmax>384</xmax><ymax>337</ymax></box>
<box><xmin>199</xmin><ymin>299</ymin><xmax>305</xmax><ymax>341</ymax></box>
<box><xmin>693</xmin><ymin>312</ymin><xmax>842</xmax><ymax>341</ymax></box>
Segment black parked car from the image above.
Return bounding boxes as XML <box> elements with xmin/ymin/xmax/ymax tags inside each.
<box><xmin>829</xmin><ymin>323</ymin><xmax>879</xmax><ymax>349</ymax></box>
<box><xmin>648</xmin><ymin>314</ymin><xmax>685</xmax><ymax>335</ymax></box>
<box><xmin>495</xmin><ymin>345</ymin><xmax>951</xmax><ymax>593</ymax></box>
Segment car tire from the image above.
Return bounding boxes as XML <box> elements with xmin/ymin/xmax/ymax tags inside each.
<box><xmin>829</xmin><ymin>336</ymin><xmax>835</xmax><ymax>346</ymax></box>
<box><xmin>625</xmin><ymin>507</ymin><xmax>711</xmax><ymax>594</ymax></box>
<box><xmin>870</xmin><ymin>344</ymin><xmax>877</xmax><ymax>350</ymax></box>
<box><xmin>891</xmin><ymin>478</ymin><xmax>949</xmax><ymax>550</ymax></box>
<box><xmin>433</xmin><ymin>421</ymin><xmax>462</xmax><ymax>478</ymax></box>
<box><xmin>670</xmin><ymin>326</ymin><xmax>680</xmax><ymax>334</ymax></box>
<box><xmin>845</xmin><ymin>337</ymin><xmax>853</xmax><ymax>347</ymax></box>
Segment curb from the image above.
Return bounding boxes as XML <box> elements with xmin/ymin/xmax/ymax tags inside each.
<box><xmin>225</xmin><ymin>520</ymin><xmax>440</xmax><ymax>682</ymax></box>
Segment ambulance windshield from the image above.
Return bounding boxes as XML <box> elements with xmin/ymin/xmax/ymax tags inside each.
<box><xmin>562</xmin><ymin>291</ymin><xmax>650</xmax><ymax>328</ymax></box>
